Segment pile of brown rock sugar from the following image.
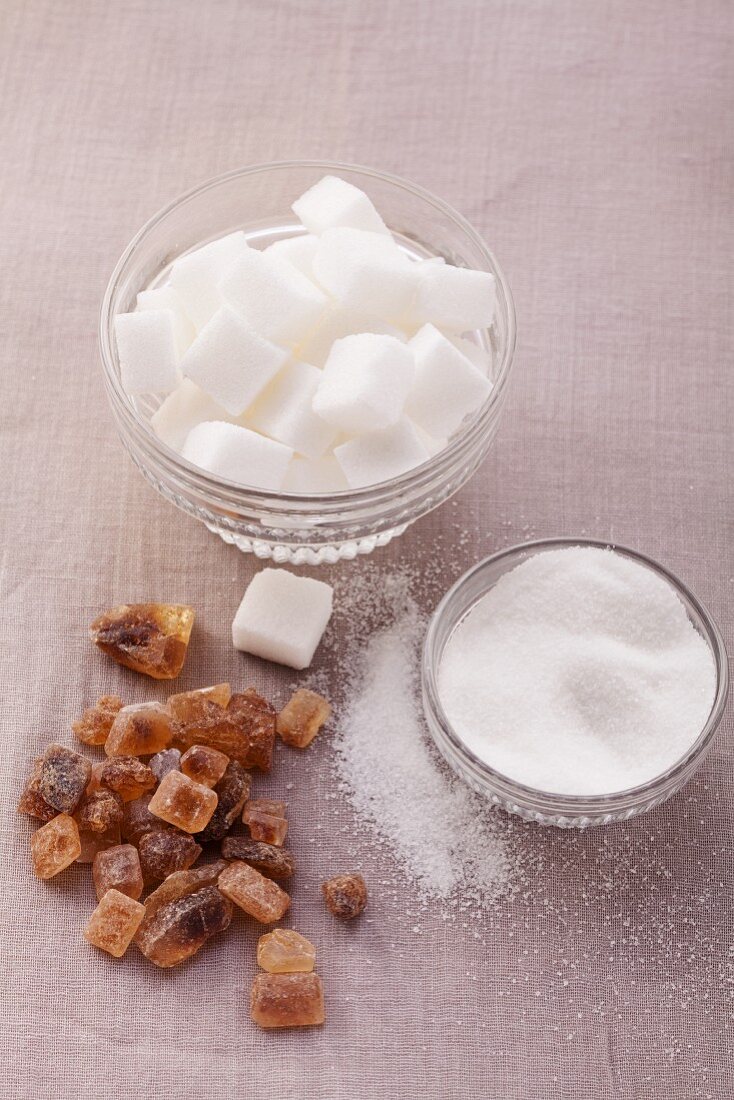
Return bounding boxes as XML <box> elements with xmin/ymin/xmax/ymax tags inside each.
<box><xmin>17</xmin><ymin>602</ymin><xmax>366</xmax><ymax>1031</ymax></box>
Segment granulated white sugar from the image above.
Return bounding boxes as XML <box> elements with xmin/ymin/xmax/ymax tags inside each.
<box><xmin>438</xmin><ymin>547</ymin><xmax>717</xmax><ymax>796</ymax></box>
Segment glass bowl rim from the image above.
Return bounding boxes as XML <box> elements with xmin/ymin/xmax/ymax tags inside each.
<box><xmin>99</xmin><ymin>159</ymin><xmax>517</xmax><ymax>506</ymax></box>
<box><xmin>422</xmin><ymin>536</ymin><xmax>729</xmax><ymax>811</ymax></box>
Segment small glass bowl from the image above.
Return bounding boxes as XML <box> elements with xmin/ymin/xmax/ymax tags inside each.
<box><xmin>99</xmin><ymin>161</ymin><xmax>516</xmax><ymax>566</ymax></box>
<box><xmin>422</xmin><ymin>538</ymin><xmax>729</xmax><ymax>828</ymax></box>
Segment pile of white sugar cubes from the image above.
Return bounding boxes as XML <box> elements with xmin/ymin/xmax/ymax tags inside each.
<box><xmin>115</xmin><ymin>175</ymin><xmax>496</xmax><ymax>494</ymax></box>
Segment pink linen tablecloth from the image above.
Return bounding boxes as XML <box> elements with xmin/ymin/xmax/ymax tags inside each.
<box><xmin>0</xmin><ymin>2</ymin><xmax>731</xmax><ymax>1097</ymax></box>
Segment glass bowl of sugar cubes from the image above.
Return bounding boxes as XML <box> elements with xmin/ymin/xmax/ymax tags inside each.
<box><xmin>100</xmin><ymin>162</ymin><xmax>516</xmax><ymax>565</ymax></box>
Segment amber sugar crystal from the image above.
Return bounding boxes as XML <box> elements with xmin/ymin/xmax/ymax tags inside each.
<box><xmin>148</xmin><ymin>770</ymin><xmax>218</xmax><ymax>833</ymax></box>
<box><xmin>100</xmin><ymin>756</ymin><xmax>156</xmax><ymax>801</ymax></box>
<box><xmin>93</xmin><ymin>844</ymin><xmax>144</xmax><ymax>902</ymax></box>
<box><xmin>175</xmin><ymin>689</ymin><xmax>275</xmax><ymax>772</ymax></box>
<box><xmin>105</xmin><ymin>702</ymin><xmax>176</xmax><ymax>758</ymax></box>
<box><xmin>168</xmin><ymin>683</ymin><xmax>232</xmax><ymax>723</ymax></box>
<box><xmin>135</xmin><ymin>886</ymin><xmax>232</xmax><ymax>968</ymax></box>
<box><xmin>85</xmin><ymin>889</ymin><xmax>145</xmax><ymax>958</ymax></box>
<box><xmin>277</xmin><ymin>689</ymin><xmax>331</xmax><ymax>750</ymax></box>
<box><xmin>257</xmin><ymin>929</ymin><xmax>316</xmax><ymax>974</ymax></box>
<box><xmin>76</xmin><ymin>788</ymin><xmax>123</xmax><ymax>834</ymax></box>
<box><xmin>38</xmin><ymin>744</ymin><xmax>92</xmax><ymax>815</ymax></box>
<box><xmin>138</xmin><ymin>829</ymin><xmax>202</xmax><ymax>884</ymax></box>
<box><xmin>90</xmin><ymin>602</ymin><xmax>194</xmax><ymax>680</ymax></box>
<box><xmin>218</xmin><ymin>860</ymin><xmax>290</xmax><ymax>924</ymax></box>
<box><xmin>72</xmin><ymin>695</ymin><xmax>124</xmax><ymax>747</ymax></box>
<box><xmin>17</xmin><ymin>758</ymin><xmax>56</xmax><ymax>823</ymax></box>
<box><xmin>149</xmin><ymin>748</ymin><xmax>181</xmax><ymax>782</ymax></box>
<box><xmin>137</xmin><ymin>861</ymin><xmax>227</xmax><ymax>930</ymax></box>
<box><xmin>180</xmin><ymin>744</ymin><xmax>229</xmax><ymax>789</ymax></box>
<box><xmin>243</xmin><ymin>800</ymin><xmax>288</xmax><ymax>847</ymax></box>
<box><xmin>31</xmin><ymin>814</ymin><xmax>81</xmax><ymax>879</ymax></box>
<box><xmin>197</xmin><ymin>761</ymin><xmax>250</xmax><ymax>843</ymax></box>
<box><xmin>221</xmin><ymin>837</ymin><xmax>295</xmax><ymax>880</ymax></box>
<box><xmin>250</xmin><ymin>973</ymin><xmax>325</xmax><ymax>1029</ymax></box>
<box><xmin>321</xmin><ymin>873</ymin><xmax>368</xmax><ymax>919</ymax></box>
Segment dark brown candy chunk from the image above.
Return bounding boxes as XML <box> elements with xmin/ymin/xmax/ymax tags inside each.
<box><xmin>135</xmin><ymin>886</ymin><xmax>232</xmax><ymax>968</ymax></box>
<box><xmin>76</xmin><ymin>788</ymin><xmax>124</xmax><ymax>834</ymax></box>
<box><xmin>197</xmin><ymin>761</ymin><xmax>251</xmax><ymax>843</ymax></box>
<box><xmin>221</xmin><ymin>837</ymin><xmax>294</xmax><ymax>880</ymax></box>
<box><xmin>89</xmin><ymin>602</ymin><xmax>195</xmax><ymax>680</ymax></box>
<box><xmin>121</xmin><ymin>794</ymin><xmax>168</xmax><ymax>846</ymax></box>
<box><xmin>77</xmin><ymin>824</ymin><xmax>122</xmax><ymax>864</ymax></box>
<box><xmin>321</xmin><ymin>872</ymin><xmax>368</xmax><ymax>919</ymax></box>
<box><xmin>138</xmin><ymin>829</ymin><xmax>202</xmax><ymax>884</ymax></box>
<box><xmin>17</xmin><ymin>758</ymin><xmax>57</xmax><ymax>823</ymax></box>
<box><xmin>175</xmin><ymin>689</ymin><xmax>275</xmax><ymax>771</ymax></box>
<box><xmin>72</xmin><ymin>695</ymin><xmax>123</xmax><ymax>747</ymax></box>
<box><xmin>100</xmin><ymin>756</ymin><xmax>156</xmax><ymax>802</ymax></box>
<box><xmin>38</xmin><ymin>744</ymin><xmax>92</xmax><ymax>815</ymax></box>
<box><xmin>149</xmin><ymin>748</ymin><xmax>181</xmax><ymax>782</ymax></box>
<box><xmin>137</xmin><ymin>861</ymin><xmax>227</xmax><ymax>928</ymax></box>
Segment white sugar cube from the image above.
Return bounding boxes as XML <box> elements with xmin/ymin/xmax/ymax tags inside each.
<box><xmin>406</xmin><ymin>324</ymin><xmax>492</xmax><ymax>439</ymax></box>
<box><xmin>181</xmin><ymin>421</ymin><xmax>293</xmax><ymax>490</ymax></box>
<box><xmin>312</xmin><ymin>228</ymin><xmax>419</xmax><ymax>321</ymax></box>
<box><xmin>448</xmin><ymin>333</ymin><xmax>492</xmax><ymax>376</ymax></box>
<box><xmin>334</xmin><ymin>419</ymin><xmax>430</xmax><ymax>489</ymax></box>
<box><xmin>282</xmin><ymin>455</ymin><xmax>349</xmax><ymax>494</ymax></box>
<box><xmin>150</xmin><ymin>379</ymin><xmax>234</xmax><ymax>451</ymax></box>
<box><xmin>411</xmin><ymin>261</ymin><xmax>496</xmax><ymax>332</ymax></box>
<box><xmin>114</xmin><ymin>310</ymin><xmax>181</xmax><ymax>396</ymax></box>
<box><xmin>232</xmin><ymin>568</ymin><xmax>333</xmax><ymax>669</ymax></box>
<box><xmin>247</xmin><ymin>360</ymin><xmax>338</xmax><ymax>459</ymax></box>
<box><xmin>312</xmin><ymin>333</ymin><xmax>414</xmax><ymax>434</ymax></box>
<box><xmin>296</xmin><ymin>301</ymin><xmax>404</xmax><ymax>368</ymax></box>
<box><xmin>219</xmin><ymin>248</ymin><xmax>327</xmax><ymax>346</ymax></box>
<box><xmin>136</xmin><ymin>286</ymin><xmax>196</xmax><ymax>357</ymax></box>
<box><xmin>292</xmin><ymin>175</ymin><xmax>390</xmax><ymax>237</ymax></box>
<box><xmin>180</xmin><ymin>306</ymin><xmax>287</xmax><ymax>416</ymax></box>
<box><xmin>169</xmin><ymin>231</ymin><xmax>249</xmax><ymax>331</ymax></box>
<box><xmin>264</xmin><ymin>234</ymin><xmax>319</xmax><ymax>278</ymax></box>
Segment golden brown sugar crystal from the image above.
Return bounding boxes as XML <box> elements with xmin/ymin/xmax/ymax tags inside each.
<box><xmin>243</xmin><ymin>799</ymin><xmax>286</xmax><ymax>820</ymax></box>
<box><xmin>149</xmin><ymin>748</ymin><xmax>181</xmax><ymax>782</ymax></box>
<box><xmin>17</xmin><ymin>758</ymin><xmax>57</xmax><ymax>823</ymax></box>
<box><xmin>90</xmin><ymin>603</ymin><xmax>195</xmax><ymax>680</ymax></box>
<box><xmin>76</xmin><ymin>788</ymin><xmax>124</xmax><ymax>834</ymax></box>
<box><xmin>72</xmin><ymin>695</ymin><xmax>123</xmax><ymax>747</ymax></box>
<box><xmin>250</xmin><ymin>973</ymin><xmax>325</xmax><ymax>1029</ymax></box>
<box><xmin>180</xmin><ymin>744</ymin><xmax>229</xmax><ymax>789</ymax></box>
<box><xmin>31</xmin><ymin>814</ymin><xmax>81</xmax><ymax>878</ymax></box>
<box><xmin>105</xmin><ymin>702</ymin><xmax>176</xmax><ymax>758</ymax></box>
<box><xmin>38</xmin><ymin>744</ymin><xmax>92</xmax><ymax>815</ymax></box>
<box><xmin>135</xmin><ymin>886</ymin><xmax>232</xmax><ymax>968</ymax></box>
<box><xmin>243</xmin><ymin>799</ymin><xmax>288</xmax><ymax>847</ymax></box>
<box><xmin>93</xmin><ymin>844</ymin><xmax>144</xmax><ymax>901</ymax></box>
<box><xmin>321</xmin><ymin>873</ymin><xmax>367</xmax><ymax>919</ymax></box>
<box><xmin>277</xmin><ymin>689</ymin><xmax>332</xmax><ymax>749</ymax></box>
<box><xmin>100</xmin><ymin>756</ymin><xmax>156</xmax><ymax>801</ymax></box>
<box><xmin>121</xmin><ymin>794</ymin><xmax>167</xmax><ymax>845</ymax></box>
<box><xmin>257</xmin><ymin>929</ymin><xmax>316</xmax><ymax>974</ymax></box>
<box><xmin>218</xmin><ymin>860</ymin><xmax>290</xmax><ymax>923</ymax></box>
<box><xmin>137</xmin><ymin>861</ymin><xmax>227</xmax><ymax>930</ymax></box>
<box><xmin>197</xmin><ymin>761</ymin><xmax>250</xmax><ymax>843</ymax></box>
<box><xmin>220</xmin><ymin>837</ymin><xmax>295</xmax><ymax>880</ymax></box>
<box><xmin>138</xmin><ymin>829</ymin><xmax>202</xmax><ymax>884</ymax></box>
<box><xmin>76</xmin><ymin>823</ymin><xmax>121</xmax><ymax>864</ymax></box>
<box><xmin>85</xmin><ymin>889</ymin><xmax>145</xmax><ymax>957</ymax></box>
<box><xmin>148</xmin><ymin>770</ymin><xmax>218</xmax><ymax>833</ymax></box>
<box><xmin>168</xmin><ymin>683</ymin><xmax>232</xmax><ymax>723</ymax></box>
<box><xmin>175</xmin><ymin>688</ymin><xmax>275</xmax><ymax>771</ymax></box>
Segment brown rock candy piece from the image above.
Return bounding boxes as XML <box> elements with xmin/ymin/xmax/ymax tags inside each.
<box><xmin>38</xmin><ymin>744</ymin><xmax>92</xmax><ymax>815</ymax></box>
<box><xmin>168</xmin><ymin>683</ymin><xmax>232</xmax><ymax>722</ymax></box>
<box><xmin>86</xmin><ymin>760</ymin><xmax>108</xmax><ymax>795</ymax></box>
<box><xmin>31</xmin><ymin>814</ymin><xmax>81</xmax><ymax>878</ymax></box>
<box><xmin>218</xmin><ymin>860</ymin><xmax>290</xmax><ymax>923</ymax></box>
<box><xmin>197</xmin><ymin>761</ymin><xmax>250</xmax><ymax>843</ymax></box>
<box><xmin>148</xmin><ymin>770</ymin><xmax>218</xmax><ymax>833</ymax></box>
<box><xmin>85</xmin><ymin>889</ymin><xmax>145</xmax><ymax>957</ymax></box>
<box><xmin>100</xmin><ymin>756</ymin><xmax>156</xmax><ymax>801</ymax></box>
<box><xmin>138</xmin><ymin>829</ymin><xmax>202</xmax><ymax>884</ymax></box>
<box><xmin>180</xmin><ymin>744</ymin><xmax>229</xmax><ymax>789</ymax></box>
<box><xmin>135</xmin><ymin>886</ymin><xmax>232</xmax><ymax>968</ymax></box>
<box><xmin>76</xmin><ymin>788</ymin><xmax>124</xmax><ymax>834</ymax></box>
<box><xmin>105</xmin><ymin>702</ymin><xmax>176</xmax><ymax>758</ymax></box>
<box><xmin>243</xmin><ymin>799</ymin><xmax>288</xmax><ymax>847</ymax></box>
<box><xmin>321</xmin><ymin>873</ymin><xmax>367</xmax><ymax>919</ymax></box>
<box><xmin>277</xmin><ymin>689</ymin><xmax>331</xmax><ymax>749</ymax></box>
<box><xmin>89</xmin><ymin>603</ymin><xmax>195</xmax><ymax>680</ymax></box>
<box><xmin>77</xmin><ymin>824</ymin><xmax>121</xmax><ymax>864</ymax></box>
<box><xmin>220</xmin><ymin>837</ymin><xmax>295</xmax><ymax>880</ymax></box>
<box><xmin>257</xmin><ymin>929</ymin><xmax>316</xmax><ymax>974</ymax></box>
<box><xmin>175</xmin><ymin>688</ymin><xmax>275</xmax><ymax>771</ymax></box>
<box><xmin>149</xmin><ymin>747</ymin><xmax>181</xmax><ymax>782</ymax></box>
<box><xmin>17</xmin><ymin>758</ymin><xmax>56</xmax><ymax>823</ymax></box>
<box><xmin>121</xmin><ymin>793</ymin><xmax>168</xmax><ymax>845</ymax></box>
<box><xmin>93</xmin><ymin>844</ymin><xmax>144</xmax><ymax>901</ymax></box>
<box><xmin>137</xmin><ymin>861</ymin><xmax>227</xmax><ymax>930</ymax></box>
<box><xmin>250</xmin><ymin>973</ymin><xmax>325</xmax><ymax>1029</ymax></box>
<box><xmin>243</xmin><ymin>799</ymin><xmax>286</xmax><ymax>819</ymax></box>
<box><xmin>72</xmin><ymin>695</ymin><xmax>123</xmax><ymax>747</ymax></box>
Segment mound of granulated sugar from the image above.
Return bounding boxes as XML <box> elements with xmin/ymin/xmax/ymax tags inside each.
<box><xmin>438</xmin><ymin>547</ymin><xmax>717</xmax><ymax>796</ymax></box>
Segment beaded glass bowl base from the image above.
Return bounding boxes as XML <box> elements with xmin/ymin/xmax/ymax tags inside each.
<box><xmin>422</xmin><ymin>538</ymin><xmax>729</xmax><ymax>828</ymax></box>
<box><xmin>100</xmin><ymin>162</ymin><xmax>516</xmax><ymax>565</ymax></box>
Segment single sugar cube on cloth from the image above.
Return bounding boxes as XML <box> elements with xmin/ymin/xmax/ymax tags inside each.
<box><xmin>180</xmin><ymin>306</ymin><xmax>288</xmax><ymax>416</ymax></box>
<box><xmin>92</xmin><ymin>844</ymin><xmax>144</xmax><ymax>902</ymax></box>
<box><xmin>250</xmin><ymin>972</ymin><xmax>325</xmax><ymax>1029</ymax></box>
<box><xmin>292</xmin><ymin>175</ymin><xmax>390</xmax><ymax>237</ymax></box>
<box><xmin>277</xmin><ymin>689</ymin><xmax>331</xmax><ymax>749</ymax></box>
<box><xmin>312</xmin><ymin>333</ymin><xmax>414</xmax><ymax>434</ymax></box>
<box><xmin>312</xmin><ymin>228</ymin><xmax>419</xmax><ymax>321</ymax></box>
<box><xmin>405</xmin><ymin>324</ymin><xmax>492</xmax><ymax>440</ymax></box>
<box><xmin>31</xmin><ymin>814</ymin><xmax>81</xmax><ymax>878</ymax></box>
<box><xmin>114</xmin><ymin>310</ymin><xmax>181</xmax><ymax>396</ymax></box>
<box><xmin>247</xmin><ymin>360</ymin><xmax>338</xmax><ymax>458</ymax></box>
<box><xmin>264</xmin><ymin>234</ymin><xmax>319</xmax><ymax>278</ymax></box>
<box><xmin>151</xmin><ymin>379</ymin><xmax>236</xmax><ymax>452</ymax></box>
<box><xmin>410</xmin><ymin>261</ymin><xmax>496</xmax><ymax>332</ymax></box>
<box><xmin>136</xmin><ymin>285</ymin><xmax>196</xmax><ymax>357</ymax></box>
<box><xmin>169</xmin><ymin>231</ymin><xmax>249</xmax><ymax>331</ymax></box>
<box><xmin>219</xmin><ymin>248</ymin><xmax>327</xmax><ymax>346</ymax></box>
<box><xmin>218</xmin><ymin>860</ymin><xmax>291</xmax><ymax>923</ymax></box>
<box><xmin>282</xmin><ymin>456</ymin><xmax>348</xmax><ymax>494</ymax></box>
<box><xmin>257</xmin><ymin>928</ymin><xmax>316</xmax><ymax>974</ymax></box>
<box><xmin>181</xmin><ymin>421</ymin><xmax>293</xmax><ymax>491</ymax></box>
<box><xmin>84</xmin><ymin>889</ymin><xmax>145</xmax><ymax>958</ymax></box>
<box><xmin>334</xmin><ymin>419</ymin><xmax>430</xmax><ymax>489</ymax></box>
<box><xmin>321</xmin><ymin>872</ymin><xmax>368</xmax><ymax>919</ymax></box>
<box><xmin>148</xmin><ymin>770</ymin><xmax>218</xmax><ymax>833</ymax></box>
<box><xmin>231</xmin><ymin>569</ymin><xmax>333</xmax><ymax>670</ymax></box>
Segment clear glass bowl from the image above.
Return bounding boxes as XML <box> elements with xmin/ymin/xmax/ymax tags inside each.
<box><xmin>99</xmin><ymin>161</ymin><xmax>516</xmax><ymax>565</ymax></box>
<box><xmin>422</xmin><ymin>538</ymin><xmax>729</xmax><ymax>828</ymax></box>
